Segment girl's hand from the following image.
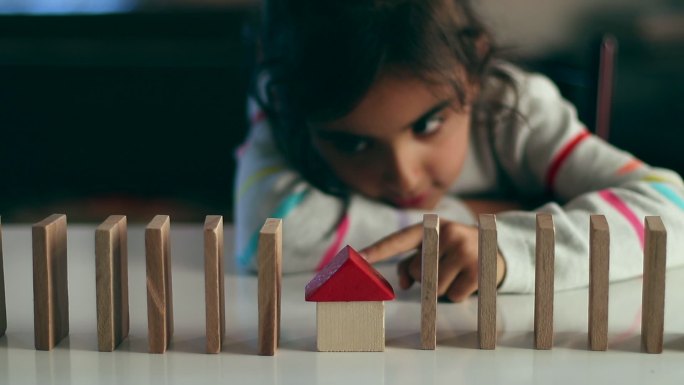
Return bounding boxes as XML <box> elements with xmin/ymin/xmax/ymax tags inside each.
<box><xmin>360</xmin><ymin>219</ymin><xmax>506</xmax><ymax>302</ymax></box>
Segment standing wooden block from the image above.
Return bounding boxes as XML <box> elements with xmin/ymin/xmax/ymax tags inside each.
<box><xmin>95</xmin><ymin>215</ymin><xmax>129</xmax><ymax>352</ymax></box>
<box><xmin>204</xmin><ymin>215</ymin><xmax>225</xmax><ymax>354</ymax></box>
<box><xmin>534</xmin><ymin>213</ymin><xmax>555</xmax><ymax>350</ymax></box>
<box><xmin>0</xmin><ymin>217</ymin><xmax>6</xmax><ymax>337</ymax></box>
<box><xmin>588</xmin><ymin>215</ymin><xmax>609</xmax><ymax>351</ymax></box>
<box><xmin>478</xmin><ymin>214</ymin><xmax>497</xmax><ymax>350</ymax></box>
<box><xmin>641</xmin><ymin>216</ymin><xmax>667</xmax><ymax>354</ymax></box>
<box><xmin>32</xmin><ymin>214</ymin><xmax>69</xmax><ymax>351</ymax></box>
<box><xmin>258</xmin><ymin>218</ymin><xmax>282</xmax><ymax>356</ymax></box>
<box><xmin>145</xmin><ymin>215</ymin><xmax>174</xmax><ymax>354</ymax></box>
<box><xmin>421</xmin><ymin>214</ymin><xmax>439</xmax><ymax>350</ymax></box>
<box><xmin>316</xmin><ymin>302</ymin><xmax>385</xmax><ymax>352</ymax></box>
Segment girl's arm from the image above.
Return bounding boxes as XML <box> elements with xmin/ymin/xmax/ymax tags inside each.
<box><xmin>493</xmin><ymin>68</ymin><xmax>684</xmax><ymax>293</ymax></box>
<box><xmin>234</xmin><ymin>100</ymin><xmax>475</xmax><ymax>273</ymax></box>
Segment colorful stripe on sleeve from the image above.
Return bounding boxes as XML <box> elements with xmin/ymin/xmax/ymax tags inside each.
<box><xmin>315</xmin><ymin>214</ymin><xmax>351</xmax><ymax>271</ymax></box>
<box><xmin>237</xmin><ymin>189</ymin><xmax>310</xmax><ymax>268</ymax></box>
<box><xmin>597</xmin><ymin>189</ymin><xmax>645</xmax><ymax>248</ymax></box>
<box><xmin>236</xmin><ymin>164</ymin><xmax>286</xmax><ymax>202</ymax></box>
<box><xmin>616</xmin><ymin>158</ymin><xmax>643</xmax><ymax>175</ymax></box>
<box><xmin>545</xmin><ymin>130</ymin><xmax>591</xmax><ymax>192</ymax></box>
<box><xmin>650</xmin><ymin>182</ymin><xmax>684</xmax><ymax>210</ymax></box>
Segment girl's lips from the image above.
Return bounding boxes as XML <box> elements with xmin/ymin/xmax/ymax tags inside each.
<box><xmin>393</xmin><ymin>191</ymin><xmax>431</xmax><ymax>208</ymax></box>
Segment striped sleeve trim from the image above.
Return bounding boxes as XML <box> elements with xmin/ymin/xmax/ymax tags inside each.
<box><xmin>598</xmin><ymin>189</ymin><xmax>645</xmax><ymax>248</ymax></box>
<box><xmin>650</xmin><ymin>182</ymin><xmax>684</xmax><ymax>210</ymax></box>
<box><xmin>237</xmin><ymin>189</ymin><xmax>310</xmax><ymax>268</ymax></box>
<box><xmin>545</xmin><ymin>130</ymin><xmax>591</xmax><ymax>192</ymax></box>
<box><xmin>315</xmin><ymin>214</ymin><xmax>351</xmax><ymax>271</ymax></box>
<box><xmin>236</xmin><ymin>164</ymin><xmax>286</xmax><ymax>202</ymax></box>
<box><xmin>642</xmin><ymin>174</ymin><xmax>683</xmax><ymax>186</ymax></box>
<box><xmin>616</xmin><ymin>158</ymin><xmax>643</xmax><ymax>175</ymax></box>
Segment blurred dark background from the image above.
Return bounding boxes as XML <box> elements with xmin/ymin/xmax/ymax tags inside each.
<box><xmin>0</xmin><ymin>0</ymin><xmax>682</xmax><ymax>223</ymax></box>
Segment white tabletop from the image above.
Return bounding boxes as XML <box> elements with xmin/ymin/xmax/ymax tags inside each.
<box><xmin>1</xmin><ymin>223</ymin><xmax>683</xmax><ymax>385</ymax></box>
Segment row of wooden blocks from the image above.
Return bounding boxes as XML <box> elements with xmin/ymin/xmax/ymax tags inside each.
<box><xmin>0</xmin><ymin>213</ymin><xmax>281</xmax><ymax>355</ymax></box>
<box><xmin>469</xmin><ymin>213</ymin><xmax>666</xmax><ymax>353</ymax></box>
<box><xmin>0</xmin><ymin>212</ymin><xmax>669</xmax><ymax>354</ymax></box>
<box><xmin>0</xmin><ymin>214</ymin><xmax>282</xmax><ymax>355</ymax></box>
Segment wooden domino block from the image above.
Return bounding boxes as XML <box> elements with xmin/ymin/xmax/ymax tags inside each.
<box><xmin>534</xmin><ymin>213</ymin><xmax>555</xmax><ymax>350</ymax></box>
<box><xmin>641</xmin><ymin>216</ymin><xmax>666</xmax><ymax>354</ymax></box>
<box><xmin>588</xmin><ymin>215</ymin><xmax>609</xmax><ymax>351</ymax></box>
<box><xmin>0</xmin><ymin>217</ymin><xmax>6</xmax><ymax>337</ymax></box>
<box><xmin>145</xmin><ymin>215</ymin><xmax>174</xmax><ymax>354</ymax></box>
<box><xmin>95</xmin><ymin>215</ymin><xmax>129</xmax><ymax>352</ymax></box>
<box><xmin>32</xmin><ymin>214</ymin><xmax>69</xmax><ymax>350</ymax></box>
<box><xmin>204</xmin><ymin>215</ymin><xmax>225</xmax><ymax>354</ymax></box>
<box><xmin>258</xmin><ymin>218</ymin><xmax>282</xmax><ymax>356</ymax></box>
<box><xmin>421</xmin><ymin>214</ymin><xmax>439</xmax><ymax>350</ymax></box>
<box><xmin>478</xmin><ymin>214</ymin><xmax>497</xmax><ymax>350</ymax></box>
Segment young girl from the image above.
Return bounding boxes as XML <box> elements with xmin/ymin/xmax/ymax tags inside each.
<box><xmin>234</xmin><ymin>0</ymin><xmax>684</xmax><ymax>301</ymax></box>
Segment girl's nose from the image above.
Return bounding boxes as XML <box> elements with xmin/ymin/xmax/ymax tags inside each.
<box><xmin>383</xmin><ymin>147</ymin><xmax>423</xmax><ymax>196</ymax></box>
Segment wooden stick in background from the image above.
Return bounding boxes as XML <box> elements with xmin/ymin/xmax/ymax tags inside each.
<box><xmin>594</xmin><ymin>34</ymin><xmax>617</xmax><ymax>141</ymax></box>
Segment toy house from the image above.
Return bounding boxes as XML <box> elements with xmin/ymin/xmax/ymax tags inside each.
<box><xmin>305</xmin><ymin>245</ymin><xmax>395</xmax><ymax>352</ymax></box>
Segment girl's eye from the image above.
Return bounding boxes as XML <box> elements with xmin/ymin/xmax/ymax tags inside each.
<box><xmin>335</xmin><ymin>137</ymin><xmax>370</xmax><ymax>154</ymax></box>
<box><xmin>413</xmin><ymin>115</ymin><xmax>444</xmax><ymax>136</ymax></box>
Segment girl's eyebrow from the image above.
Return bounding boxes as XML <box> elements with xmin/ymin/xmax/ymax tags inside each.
<box><xmin>409</xmin><ymin>99</ymin><xmax>452</xmax><ymax>128</ymax></box>
<box><xmin>311</xmin><ymin>99</ymin><xmax>453</xmax><ymax>140</ymax></box>
<box><xmin>312</xmin><ymin>127</ymin><xmax>371</xmax><ymax>142</ymax></box>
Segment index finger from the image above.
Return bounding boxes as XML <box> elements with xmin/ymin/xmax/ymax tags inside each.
<box><xmin>360</xmin><ymin>223</ymin><xmax>425</xmax><ymax>263</ymax></box>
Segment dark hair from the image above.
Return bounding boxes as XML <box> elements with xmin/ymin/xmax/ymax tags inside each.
<box><xmin>252</xmin><ymin>0</ymin><xmax>513</xmax><ymax>197</ymax></box>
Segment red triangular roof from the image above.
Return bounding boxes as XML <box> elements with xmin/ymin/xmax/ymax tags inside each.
<box><xmin>305</xmin><ymin>245</ymin><xmax>395</xmax><ymax>302</ymax></box>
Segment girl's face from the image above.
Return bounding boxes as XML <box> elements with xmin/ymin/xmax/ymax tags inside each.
<box><xmin>310</xmin><ymin>71</ymin><xmax>473</xmax><ymax>210</ymax></box>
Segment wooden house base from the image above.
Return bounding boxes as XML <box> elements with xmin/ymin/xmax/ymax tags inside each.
<box><xmin>316</xmin><ymin>301</ymin><xmax>385</xmax><ymax>352</ymax></box>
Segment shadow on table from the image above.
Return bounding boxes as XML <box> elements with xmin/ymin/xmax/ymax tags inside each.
<box><xmin>280</xmin><ymin>334</ymin><xmax>316</xmax><ymax>352</ymax></box>
<box><xmin>495</xmin><ymin>331</ymin><xmax>592</xmax><ymax>351</ymax></box>
<box><xmin>496</xmin><ymin>331</ymin><xmax>534</xmax><ymax>350</ymax></box>
<box><xmin>117</xmin><ymin>334</ymin><xmax>260</xmax><ymax>355</ymax></box>
<box><xmin>608</xmin><ymin>335</ymin><xmax>641</xmax><ymax>353</ymax></box>
<box><xmin>386</xmin><ymin>331</ymin><xmax>421</xmax><ymax>350</ymax></box>
<box><xmin>553</xmin><ymin>331</ymin><xmax>589</xmax><ymax>350</ymax></box>
<box><xmin>168</xmin><ymin>335</ymin><xmax>260</xmax><ymax>355</ymax></box>
<box><xmin>0</xmin><ymin>332</ymin><xmax>35</xmax><ymax>351</ymax></box>
<box><xmin>664</xmin><ymin>333</ymin><xmax>684</xmax><ymax>352</ymax></box>
<box><xmin>169</xmin><ymin>336</ymin><xmax>206</xmax><ymax>354</ymax></box>
<box><xmin>114</xmin><ymin>335</ymin><xmax>147</xmax><ymax>354</ymax></box>
<box><xmin>440</xmin><ymin>331</ymin><xmax>479</xmax><ymax>350</ymax></box>
<box><xmin>58</xmin><ymin>333</ymin><xmax>99</xmax><ymax>352</ymax></box>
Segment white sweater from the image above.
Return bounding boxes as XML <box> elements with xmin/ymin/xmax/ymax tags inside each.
<box><xmin>234</xmin><ymin>63</ymin><xmax>684</xmax><ymax>293</ymax></box>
